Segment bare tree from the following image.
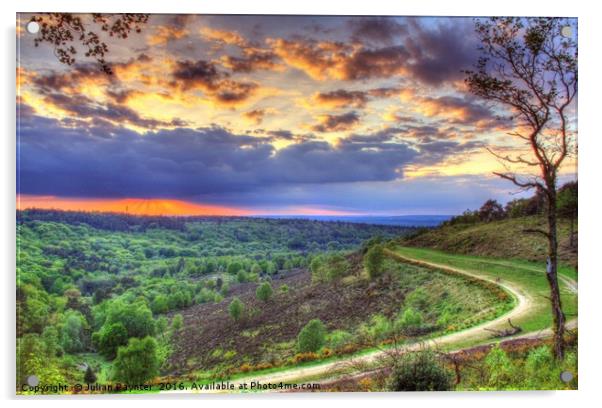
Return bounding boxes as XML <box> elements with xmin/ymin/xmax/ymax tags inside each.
<box><xmin>465</xmin><ymin>17</ymin><xmax>577</xmax><ymax>359</ymax></box>
<box><xmin>27</xmin><ymin>13</ymin><xmax>150</xmax><ymax>74</ymax></box>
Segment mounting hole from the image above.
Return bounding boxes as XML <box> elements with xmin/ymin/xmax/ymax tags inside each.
<box><xmin>27</xmin><ymin>375</ymin><xmax>39</xmax><ymax>387</ymax></box>
<box><xmin>560</xmin><ymin>370</ymin><xmax>574</xmax><ymax>383</ymax></box>
<box><xmin>26</xmin><ymin>21</ymin><xmax>40</xmax><ymax>34</ymax></box>
<box><xmin>561</xmin><ymin>26</ymin><xmax>572</xmax><ymax>38</ymax></box>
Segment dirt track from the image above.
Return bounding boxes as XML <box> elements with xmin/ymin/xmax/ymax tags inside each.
<box><xmin>164</xmin><ymin>250</ymin><xmax>576</xmax><ymax>393</ymax></box>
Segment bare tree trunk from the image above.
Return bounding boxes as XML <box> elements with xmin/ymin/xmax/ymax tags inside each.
<box><xmin>545</xmin><ymin>185</ymin><xmax>566</xmax><ymax>360</ymax></box>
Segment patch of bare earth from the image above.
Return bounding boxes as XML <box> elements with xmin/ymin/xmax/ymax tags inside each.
<box><xmin>166</xmin><ymin>268</ymin><xmax>406</xmax><ymax>375</ymax></box>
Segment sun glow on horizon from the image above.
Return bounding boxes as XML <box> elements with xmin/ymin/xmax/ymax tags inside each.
<box><xmin>16</xmin><ymin>196</ymin><xmax>362</xmax><ymax>217</ymax></box>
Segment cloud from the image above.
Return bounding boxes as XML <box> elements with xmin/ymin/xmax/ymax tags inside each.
<box><xmin>413</xmin><ymin>95</ymin><xmax>500</xmax><ymax>128</ymax></box>
<box><xmin>348</xmin><ymin>17</ymin><xmax>408</xmax><ymax>45</ymax></box>
<box><xmin>267</xmin><ymin>18</ymin><xmax>478</xmax><ymax>85</ymax></box>
<box><xmin>311</xmin><ymin>111</ymin><xmax>361</xmax><ymax>132</ymax></box>
<box><xmin>312</xmin><ymin>90</ymin><xmax>370</xmax><ymax>109</ymax></box>
<box><xmin>403</xmin><ymin>19</ymin><xmax>479</xmax><ymax>86</ymax></box>
<box><xmin>201</xmin><ymin>27</ymin><xmax>281</xmax><ymax>73</ymax></box>
<box><xmin>40</xmin><ymin>92</ymin><xmax>187</xmax><ymax>129</ymax></box>
<box><xmin>169</xmin><ymin>59</ymin><xmax>259</xmax><ymax>106</ymax></box>
<box><xmin>148</xmin><ymin>27</ymin><xmax>188</xmax><ymax>46</ymax></box>
<box><xmin>147</xmin><ymin>15</ymin><xmax>191</xmax><ymax>45</ymax></box>
<box><xmin>311</xmin><ymin>87</ymin><xmax>406</xmax><ymax>109</ymax></box>
<box><xmin>17</xmin><ymin>108</ymin><xmax>425</xmax><ymax>198</ymax></box>
<box><xmin>244</xmin><ymin>109</ymin><xmax>267</xmax><ymax>124</ymax></box>
<box><xmin>268</xmin><ymin>37</ymin><xmax>409</xmax><ymax>81</ymax></box>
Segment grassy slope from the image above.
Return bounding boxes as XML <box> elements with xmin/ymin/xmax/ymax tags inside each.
<box><xmin>404</xmin><ymin>216</ymin><xmax>577</xmax><ymax>267</ymax></box>
<box><xmin>392</xmin><ymin>246</ymin><xmax>577</xmax><ymax>349</ymax></box>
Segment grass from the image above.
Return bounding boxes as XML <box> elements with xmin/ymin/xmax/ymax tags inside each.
<box><xmin>391</xmin><ymin>246</ymin><xmax>577</xmax><ymax>349</ymax></box>
<box><xmin>405</xmin><ymin>216</ymin><xmax>577</xmax><ymax>267</ymax></box>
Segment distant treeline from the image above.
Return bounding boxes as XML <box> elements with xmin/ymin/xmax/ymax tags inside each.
<box><xmin>444</xmin><ymin>181</ymin><xmax>577</xmax><ymax>226</ymax></box>
<box><xmin>17</xmin><ymin>208</ymin><xmax>418</xmax><ymax>234</ymax></box>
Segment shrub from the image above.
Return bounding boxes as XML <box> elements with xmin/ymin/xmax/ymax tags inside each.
<box><xmin>151</xmin><ymin>295</ymin><xmax>169</xmax><ymax>314</ymax></box>
<box><xmin>251</xmin><ymin>263</ymin><xmax>263</xmax><ymax>275</ymax></box>
<box><xmin>113</xmin><ymin>337</ymin><xmax>161</xmax><ymax>385</ymax></box>
<box><xmin>84</xmin><ymin>366</ymin><xmax>97</xmax><ymax>384</ymax></box>
<box><xmin>228</xmin><ymin>297</ymin><xmax>244</xmax><ymax>321</ymax></box>
<box><xmin>310</xmin><ymin>254</ymin><xmax>350</xmax><ymax>283</ymax></box>
<box><xmin>523</xmin><ymin>345</ymin><xmax>555</xmax><ymax>388</ymax></box>
<box><xmin>485</xmin><ymin>345</ymin><xmax>515</xmax><ymax>388</ymax></box>
<box><xmin>298</xmin><ymin>319</ymin><xmax>326</xmax><ymax>353</ymax></box>
<box><xmin>171</xmin><ymin>314</ymin><xmax>183</xmax><ymax>332</ymax></box>
<box><xmin>280</xmin><ymin>284</ymin><xmax>289</xmax><ymax>294</ymax></box>
<box><xmin>327</xmin><ymin>330</ymin><xmax>353</xmax><ymax>350</ymax></box>
<box><xmin>227</xmin><ymin>262</ymin><xmax>242</xmax><ymax>275</ymax></box>
<box><xmin>364</xmin><ymin>244</ymin><xmax>385</xmax><ymax>279</ymax></box>
<box><xmin>292</xmin><ymin>352</ymin><xmax>320</xmax><ymax>363</ymax></box>
<box><xmin>396</xmin><ymin>307</ymin><xmax>423</xmax><ymax>333</ymax></box>
<box><xmin>388</xmin><ymin>350</ymin><xmax>453</xmax><ymax>391</ymax></box>
<box><xmin>220</xmin><ymin>282</ymin><xmax>230</xmax><ymax>296</ymax></box>
<box><xmin>406</xmin><ymin>288</ymin><xmax>429</xmax><ymax>310</ymax></box>
<box><xmin>255</xmin><ymin>282</ymin><xmax>273</xmax><ymax>302</ymax></box>
<box><xmin>360</xmin><ymin>314</ymin><xmax>393</xmax><ymax>342</ymax></box>
<box><xmin>236</xmin><ymin>270</ymin><xmax>248</xmax><ymax>283</ymax></box>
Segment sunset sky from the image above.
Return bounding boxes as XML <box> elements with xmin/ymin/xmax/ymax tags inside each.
<box><xmin>16</xmin><ymin>14</ymin><xmax>577</xmax><ymax>216</ymax></box>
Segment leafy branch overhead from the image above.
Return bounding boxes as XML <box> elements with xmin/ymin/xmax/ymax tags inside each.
<box><xmin>29</xmin><ymin>13</ymin><xmax>150</xmax><ymax>75</ymax></box>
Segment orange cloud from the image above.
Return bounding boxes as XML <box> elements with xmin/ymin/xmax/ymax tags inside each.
<box><xmin>268</xmin><ymin>37</ymin><xmax>409</xmax><ymax>81</ymax></box>
<box><xmin>148</xmin><ymin>26</ymin><xmax>189</xmax><ymax>46</ymax></box>
<box><xmin>200</xmin><ymin>27</ymin><xmax>247</xmax><ymax>47</ymax></box>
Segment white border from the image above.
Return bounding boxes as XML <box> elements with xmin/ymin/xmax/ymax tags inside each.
<box><xmin>3</xmin><ymin>1</ymin><xmax>601</xmax><ymax>407</ymax></box>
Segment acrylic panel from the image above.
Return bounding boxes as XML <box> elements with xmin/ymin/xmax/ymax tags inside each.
<box><xmin>16</xmin><ymin>13</ymin><xmax>578</xmax><ymax>394</ymax></box>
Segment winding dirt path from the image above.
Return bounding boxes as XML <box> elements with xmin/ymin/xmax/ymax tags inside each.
<box><xmin>165</xmin><ymin>250</ymin><xmax>573</xmax><ymax>393</ymax></box>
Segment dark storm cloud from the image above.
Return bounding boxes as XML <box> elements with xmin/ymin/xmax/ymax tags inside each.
<box><xmin>311</xmin><ymin>112</ymin><xmax>361</xmax><ymax>132</ymax></box>
<box><xmin>349</xmin><ymin>17</ymin><xmax>408</xmax><ymax>45</ymax></box>
<box><xmin>169</xmin><ymin>59</ymin><xmax>259</xmax><ymax>105</ymax></box>
<box><xmin>404</xmin><ymin>19</ymin><xmax>479</xmax><ymax>85</ymax></box>
<box><xmin>270</xmin><ymin>17</ymin><xmax>478</xmax><ymax>85</ymax></box>
<box><xmin>341</xmin><ymin>45</ymin><xmax>411</xmax><ymax>80</ymax></box>
<box><xmin>171</xmin><ymin>59</ymin><xmax>223</xmax><ymax>90</ymax></box>
<box><xmin>17</xmin><ymin>109</ymin><xmax>422</xmax><ymax>198</ymax></box>
<box><xmin>221</xmin><ymin>48</ymin><xmax>280</xmax><ymax>73</ymax></box>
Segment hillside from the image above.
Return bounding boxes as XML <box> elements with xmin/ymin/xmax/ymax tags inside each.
<box><xmin>403</xmin><ymin>216</ymin><xmax>577</xmax><ymax>267</ymax></box>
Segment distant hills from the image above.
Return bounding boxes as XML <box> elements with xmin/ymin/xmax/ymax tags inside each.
<box><xmin>257</xmin><ymin>215</ymin><xmax>453</xmax><ymax>227</ymax></box>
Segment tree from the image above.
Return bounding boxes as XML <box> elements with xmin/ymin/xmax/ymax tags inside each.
<box><xmin>255</xmin><ymin>282</ymin><xmax>273</xmax><ymax>302</ymax></box>
<box><xmin>364</xmin><ymin>244</ymin><xmax>385</xmax><ymax>279</ymax></box>
<box><xmin>28</xmin><ymin>13</ymin><xmax>150</xmax><ymax>74</ymax></box>
<box><xmin>102</xmin><ymin>300</ymin><xmax>155</xmax><ymax>339</ymax></box>
<box><xmin>84</xmin><ymin>366</ymin><xmax>97</xmax><ymax>384</ymax></box>
<box><xmin>113</xmin><ymin>337</ymin><xmax>160</xmax><ymax>385</ymax></box>
<box><xmin>478</xmin><ymin>199</ymin><xmax>505</xmax><ymax>222</ymax></box>
<box><xmin>94</xmin><ymin>322</ymin><xmax>128</xmax><ymax>359</ymax></box>
<box><xmin>388</xmin><ymin>350</ymin><xmax>453</xmax><ymax>391</ymax></box>
<box><xmin>465</xmin><ymin>17</ymin><xmax>577</xmax><ymax>359</ymax></box>
<box><xmin>228</xmin><ymin>297</ymin><xmax>244</xmax><ymax>322</ymax></box>
<box><xmin>297</xmin><ymin>319</ymin><xmax>326</xmax><ymax>353</ymax></box>
<box><xmin>60</xmin><ymin>310</ymin><xmax>86</xmax><ymax>353</ymax></box>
